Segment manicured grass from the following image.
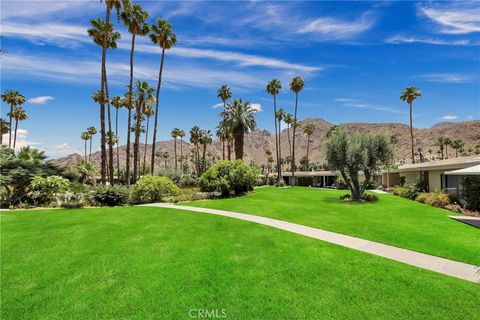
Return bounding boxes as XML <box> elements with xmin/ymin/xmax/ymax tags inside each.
<box><xmin>182</xmin><ymin>187</ymin><xmax>480</xmax><ymax>265</ymax></box>
<box><xmin>2</xmin><ymin>207</ymin><xmax>479</xmax><ymax>319</ymax></box>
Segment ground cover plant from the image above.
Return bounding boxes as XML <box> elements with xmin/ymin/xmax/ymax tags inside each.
<box><xmin>1</xmin><ymin>206</ymin><xmax>479</xmax><ymax>319</ymax></box>
<box><xmin>182</xmin><ymin>187</ymin><xmax>480</xmax><ymax>265</ymax></box>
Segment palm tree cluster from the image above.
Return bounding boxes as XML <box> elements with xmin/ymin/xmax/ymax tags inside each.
<box><xmin>266</xmin><ymin>77</ymin><xmax>304</xmax><ymax>186</ymax></box>
<box><xmin>1</xmin><ymin>90</ymin><xmax>27</xmax><ymax>149</ymax></box>
<box><xmin>87</xmin><ymin>0</ymin><xmax>177</xmax><ymax>186</ymax></box>
<box><xmin>189</xmin><ymin>126</ymin><xmax>214</xmax><ymax>177</ymax></box>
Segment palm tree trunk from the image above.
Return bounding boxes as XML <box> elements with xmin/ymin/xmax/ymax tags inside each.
<box><xmin>126</xmin><ymin>32</ymin><xmax>136</xmax><ymax>186</ymax></box>
<box><xmin>227</xmin><ymin>140</ymin><xmax>231</xmax><ymax>160</ymax></box>
<box><xmin>84</xmin><ymin>140</ymin><xmax>87</xmax><ymax>161</ymax></box>
<box><xmin>89</xmin><ymin>138</ymin><xmax>92</xmax><ymax>162</ymax></box>
<box><xmin>151</xmin><ymin>47</ymin><xmax>166</xmax><ymax>175</ymax></box>
<box><xmin>104</xmin><ymin>64</ymin><xmax>114</xmax><ymax>185</ymax></box>
<box><xmin>196</xmin><ymin>144</ymin><xmax>200</xmax><ymax>177</ymax></box>
<box><xmin>180</xmin><ymin>137</ymin><xmax>183</xmax><ymax>171</ymax></box>
<box><xmin>287</xmin><ymin>125</ymin><xmax>291</xmax><ymax>159</ymax></box>
<box><xmin>13</xmin><ymin>119</ymin><xmax>18</xmax><ymax>149</ymax></box>
<box><xmin>409</xmin><ymin>102</ymin><xmax>415</xmax><ymax>164</ymax></box>
<box><xmin>133</xmin><ymin>99</ymin><xmax>142</xmax><ymax>182</ymax></box>
<box><xmin>115</xmin><ymin>107</ymin><xmax>120</xmax><ymax>179</ymax></box>
<box><xmin>273</xmin><ymin>94</ymin><xmax>280</xmax><ymax>187</ymax></box>
<box><xmin>233</xmin><ymin>125</ymin><xmax>244</xmax><ymax>160</ymax></box>
<box><xmin>291</xmin><ymin>93</ymin><xmax>298</xmax><ymax>186</ymax></box>
<box><xmin>202</xmin><ymin>144</ymin><xmax>207</xmax><ymax>174</ymax></box>
<box><xmin>278</xmin><ymin>118</ymin><xmax>282</xmax><ymax>174</ymax></box>
<box><xmin>8</xmin><ymin>104</ymin><xmax>13</xmax><ymax>148</ymax></box>
<box><xmin>143</xmin><ymin>117</ymin><xmax>150</xmax><ymax>175</ymax></box>
<box><xmin>174</xmin><ymin>137</ymin><xmax>178</xmax><ymax>171</ymax></box>
<box><xmin>306</xmin><ymin>136</ymin><xmax>310</xmax><ymax>168</ymax></box>
<box><xmin>222</xmin><ymin>139</ymin><xmax>225</xmax><ymax>160</ymax></box>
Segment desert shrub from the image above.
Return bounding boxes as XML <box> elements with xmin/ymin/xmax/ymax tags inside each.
<box><xmin>199</xmin><ymin>160</ymin><xmax>259</xmax><ymax>196</ymax></box>
<box><xmin>415</xmin><ymin>192</ymin><xmax>429</xmax><ymax>203</ymax></box>
<box><xmin>90</xmin><ymin>185</ymin><xmax>129</xmax><ymax>206</ymax></box>
<box><xmin>391</xmin><ymin>186</ymin><xmax>408</xmax><ymax>197</ymax></box>
<box><xmin>340</xmin><ymin>193</ymin><xmax>378</xmax><ymax>202</ymax></box>
<box><xmin>28</xmin><ymin>175</ymin><xmax>70</xmax><ymax>206</ymax></box>
<box><xmin>155</xmin><ymin>167</ymin><xmax>197</xmax><ymax>187</ymax></box>
<box><xmin>463</xmin><ymin>176</ymin><xmax>480</xmax><ymax>210</ymax></box>
<box><xmin>424</xmin><ymin>192</ymin><xmax>450</xmax><ymax>208</ymax></box>
<box><xmin>335</xmin><ymin>176</ymin><xmax>348</xmax><ymax>190</ymax></box>
<box><xmin>59</xmin><ymin>192</ymin><xmax>85</xmax><ymax>209</ymax></box>
<box><xmin>131</xmin><ymin>175</ymin><xmax>180</xmax><ymax>204</ymax></box>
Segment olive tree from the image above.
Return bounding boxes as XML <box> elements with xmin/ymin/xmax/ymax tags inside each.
<box><xmin>325</xmin><ymin>128</ymin><xmax>393</xmax><ymax>201</ymax></box>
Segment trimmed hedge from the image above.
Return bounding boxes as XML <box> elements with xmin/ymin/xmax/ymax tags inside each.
<box><xmin>131</xmin><ymin>175</ymin><xmax>180</xmax><ymax>204</ymax></box>
<box><xmin>91</xmin><ymin>185</ymin><xmax>129</xmax><ymax>207</ymax></box>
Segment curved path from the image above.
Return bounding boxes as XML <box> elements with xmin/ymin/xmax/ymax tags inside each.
<box><xmin>142</xmin><ymin>203</ymin><xmax>479</xmax><ymax>283</ymax></box>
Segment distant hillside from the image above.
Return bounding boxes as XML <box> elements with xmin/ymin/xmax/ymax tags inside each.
<box><xmin>51</xmin><ymin>119</ymin><xmax>480</xmax><ymax>169</ymax></box>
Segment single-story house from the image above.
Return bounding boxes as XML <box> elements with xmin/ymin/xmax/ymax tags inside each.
<box><xmin>282</xmin><ymin>171</ymin><xmax>338</xmax><ymax>187</ymax></box>
<box><xmin>379</xmin><ymin>155</ymin><xmax>480</xmax><ymax>194</ymax></box>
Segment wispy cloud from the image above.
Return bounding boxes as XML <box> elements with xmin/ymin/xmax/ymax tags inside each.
<box><xmin>298</xmin><ymin>12</ymin><xmax>376</xmax><ymax>40</ymax></box>
<box><xmin>441</xmin><ymin>115</ymin><xmax>458</xmax><ymax>121</ymax></box>
<box><xmin>28</xmin><ymin>96</ymin><xmax>54</xmax><ymax>104</ymax></box>
<box><xmin>211</xmin><ymin>103</ymin><xmax>224</xmax><ymax>109</ymax></box>
<box><xmin>419</xmin><ymin>73</ymin><xmax>476</xmax><ymax>83</ymax></box>
<box><xmin>43</xmin><ymin>143</ymin><xmax>81</xmax><ymax>159</ymax></box>
<box><xmin>385</xmin><ymin>35</ymin><xmax>475</xmax><ymax>46</ymax></box>
<box><xmin>2</xmin><ymin>129</ymin><xmax>40</xmax><ymax>151</ymax></box>
<box><xmin>132</xmin><ymin>43</ymin><xmax>321</xmax><ymax>73</ymax></box>
<box><xmin>419</xmin><ymin>2</ymin><xmax>480</xmax><ymax>34</ymax></box>
<box><xmin>335</xmin><ymin>98</ymin><xmax>402</xmax><ymax>114</ymax></box>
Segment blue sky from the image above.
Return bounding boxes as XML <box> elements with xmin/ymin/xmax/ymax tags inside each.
<box><xmin>1</xmin><ymin>0</ymin><xmax>479</xmax><ymax>158</ymax></box>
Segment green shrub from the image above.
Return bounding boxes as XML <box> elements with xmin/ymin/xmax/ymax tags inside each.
<box><xmin>28</xmin><ymin>175</ymin><xmax>70</xmax><ymax>206</ymax></box>
<box><xmin>200</xmin><ymin>160</ymin><xmax>259</xmax><ymax>196</ymax></box>
<box><xmin>59</xmin><ymin>192</ymin><xmax>85</xmax><ymax>209</ymax></box>
<box><xmin>340</xmin><ymin>193</ymin><xmax>378</xmax><ymax>202</ymax></box>
<box><xmin>335</xmin><ymin>176</ymin><xmax>348</xmax><ymax>190</ymax></box>
<box><xmin>131</xmin><ymin>175</ymin><xmax>180</xmax><ymax>204</ymax></box>
<box><xmin>415</xmin><ymin>192</ymin><xmax>429</xmax><ymax>203</ymax></box>
<box><xmin>391</xmin><ymin>186</ymin><xmax>408</xmax><ymax>197</ymax></box>
<box><xmin>90</xmin><ymin>185</ymin><xmax>129</xmax><ymax>206</ymax></box>
<box><xmin>277</xmin><ymin>179</ymin><xmax>286</xmax><ymax>187</ymax></box>
<box><xmin>463</xmin><ymin>176</ymin><xmax>480</xmax><ymax>210</ymax></box>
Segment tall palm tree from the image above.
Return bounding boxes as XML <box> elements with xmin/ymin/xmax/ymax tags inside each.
<box><xmin>0</xmin><ymin>118</ymin><xmax>10</xmax><ymax>145</ymax></box>
<box><xmin>199</xmin><ymin>129</ymin><xmax>212</xmax><ymax>174</ymax></box>
<box><xmin>266</xmin><ymin>79</ymin><xmax>282</xmax><ymax>186</ymax></box>
<box><xmin>120</xmin><ymin>2</ymin><xmax>149</xmax><ymax>184</ymax></box>
<box><xmin>222</xmin><ymin>99</ymin><xmax>256</xmax><ymax>160</ymax></box>
<box><xmin>275</xmin><ymin>108</ymin><xmax>284</xmax><ymax>168</ymax></box>
<box><xmin>451</xmin><ymin>139</ymin><xmax>464</xmax><ymax>158</ymax></box>
<box><xmin>284</xmin><ymin>112</ymin><xmax>294</xmax><ymax>158</ymax></box>
<box><xmin>190</xmin><ymin>126</ymin><xmax>202</xmax><ymax>177</ymax></box>
<box><xmin>390</xmin><ymin>135</ymin><xmax>399</xmax><ymax>164</ymax></box>
<box><xmin>9</xmin><ymin>106</ymin><xmax>28</xmax><ymax>149</ymax></box>
<box><xmin>177</xmin><ymin>129</ymin><xmax>185</xmax><ymax>170</ymax></box>
<box><xmin>110</xmin><ymin>96</ymin><xmax>124</xmax><ymax>178</ymax></box>
<box><xmin>149</xmin><ymin>18</ymin><xmax>177</xmax><ymax>174</ymax></box>
<box><xmin>289</xmin><ymin>76</ymin><xmax>304</xmax><ymax>186</ymax></box>
<box><xmin>155</xmin><ymin>150</ymin><xmax>169</xmax><ymax>168</ymax></box>
<box><xmin>1</xmin><ymin>90</ymin><xmax>25</xmax><ymax>148</ymax></box>
<box><xmin>81</xmin><ymin>131</ymin><xmax>90</xmax><ymax>161</ymax></box>
<box><xmin>171</xmin><ymin>128</ymin><xmax>181</xmax><ymax>171</ymax></box>
<box><xmin>86</xmin><ymin>126</ymin><xmax>97</xmax><ymax>162</ymax></box>
<box><xmin>88</xmin><ymin>17</ymin><xmax>121</xmax><ymax>185</ymax></box>
<box><xmin>142</xmin><ymin>104</ymin><xmax>154</xmax><ymax>174</ymax></box>
<box><xmin>400</xmin><ymin>86</ymin><xmax>422</xmax><ymax>164</ymax></box>
<box><xmin>133</xmin><ymin>81</ymin><xmax>155</xmax><ymax>181</ymax></box>
<box><xmin>217</xmin><ymin>85</ymin><xmax>232</xmax><ymax>160</ymax></box>
<box><xmin>303</xmin><ymin>123</ymin><xmax>315</xmax><ymax>167</ymax></box>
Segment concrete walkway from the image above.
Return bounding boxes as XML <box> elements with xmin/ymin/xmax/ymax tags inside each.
<box><xmin>143</xmin><ymin>203</ymin><xmax>479</xmax><ymax>283</ymax></box>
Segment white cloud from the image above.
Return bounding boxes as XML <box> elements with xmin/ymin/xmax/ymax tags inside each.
<box><xmin>2</xmin><ymin>129</ymin><xmax>40</xmax><ymax>151</ymax></box>
<box><xmin>250</xmin><ymin>103</ymin><xmax>262</xmax><ymax>112</ymax></box>
<box><xmin>419</xmin><ymin>2</ymin><xmax>480</xmax><ymax>34</ymax></box>
<box><xmin>336</xmin><ymin>98</ymin><xmax>402</xmax><ymax>114</ymax></box>
<box><xmin>466</xmin><ymin>115</ymin><xmax>474</xmax><ymax>119</ymax></box>
<box><xmin>419</xmin><ymin>73</ymin><xmax>476</xmax><ymax>83</ymax></box>
<box><xmin>1</xmin><ymin>23</ymin><xmax>89</xmax><ymax>48</ymax></box>
<box><xmin>28</xmin><ymin>96</ymin><xmax>54</xmax><ymax>104</ymax></box>
<box><xmin>441</xmin><ymin>115</ymin><xmax>458</xmax><ymax>121</ymax></box>
<box><xmin>385</xmin><ymin>35</ymin><xmax>474</xmax><ymax>46</ymax></box>
<box><xmin>43</xmin><ymin>143</ymin><xmax>81</xmax><ymax>159</ymax></box>
<box><xmin>298</xmin><ymin>12</ymin><xmax>376</xmax><ymax>39</ymax></box>
<box><xmin>132</xmin><ymin>43</ymin><xmax>321</xmax><ymax>73</ymax></box>
<box><xmin>211</xmin><ymin>103</ymin><xmax>224</xmax><ymax>109</ymax></box>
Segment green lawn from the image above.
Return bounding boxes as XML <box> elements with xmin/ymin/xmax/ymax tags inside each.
<box><xmin>182</xmin><ymin>187</ymin><xmax>480</xmax><ymax>265</ymax></box>
<box><xmin>1</xmin><ymin>206</ymin><xmax>479</xmax><ymax>319</ymax></box>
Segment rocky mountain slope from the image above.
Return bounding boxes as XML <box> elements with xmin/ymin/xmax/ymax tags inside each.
<box><xmin>51</xmin><ymin>119</ymin><xmax>480</xmax><ymax>169</ymax></box>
